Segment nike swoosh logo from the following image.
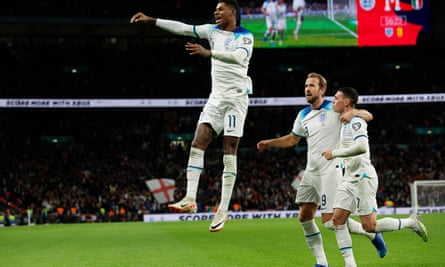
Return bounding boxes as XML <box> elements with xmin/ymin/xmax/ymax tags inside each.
<box><xmin>180</xmin><ymin>203</ymin><xmax>191</xmax><ymax>208</ymax></box>
<box><xmin>210</xmin><ymin>221</ymin><xmax>224</xmax><ymax>229</ymax></box>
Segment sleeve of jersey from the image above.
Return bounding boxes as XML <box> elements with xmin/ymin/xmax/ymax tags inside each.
<box><xmin>332</xmin><ymin>118</ymin><xmax>368</xmax><ymax>158</ymax></box>
<box><xmin>291</xmin><ymin>113</ymin><xmax>305</xmax><ymax>137</ymax></box>
<box><xmin>155</xmin><ymin>19</ymin><xmax>198</xmax><ymax>38</ymax></box>
<box><xmin>332</xmin><ymin>137</ymin><xmax>367</xmax><ymax>158</ymax></box>
<box><xmin>211</xmin><ymin>35</ymin><xmax>253</xmax><ymax>64</ymax></box>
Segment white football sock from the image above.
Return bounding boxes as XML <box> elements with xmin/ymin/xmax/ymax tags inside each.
<box><xmin>301</xmin><ymin>219</ymin><xmax>328</xmax><ymax>266</ymax></box>
<box><xmin>336</xmin><ymin>223</ymin><xmax>357</xmax><ymax>267</ymax></box>
<box><xmin>375</xmin><ymin>217</ymin><xmax>414</xmax><ymax>232</ymax></box>
<box><xmin>218</xmin><ymin>154</ymin><xmax>237</xmax><ymax>211</ymax></box>
<box><xmin>185</xmin><ymin>147</ymin><xmax>204</xmax><ymax>199</ymax></box>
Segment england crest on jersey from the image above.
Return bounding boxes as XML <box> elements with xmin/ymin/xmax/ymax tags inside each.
<box><xmin>224</xmin><ymin>36</ymin><xmax>233</xmax><ymax>48</ymax></box>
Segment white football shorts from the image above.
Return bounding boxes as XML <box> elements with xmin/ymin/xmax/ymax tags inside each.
<box><xmin>198</xmin><ymin>94</ymin><xmax>248</xmax><ymax>138</ymax></box>
<box><xmin>295</xmin><ymin>168</ymin><xmax>340</xmax><ymax>214</ymax></box>
<box><xmin>334</xmin><ymin>177</ymin><xmax>378</xmax><ymax>216</ymax></box>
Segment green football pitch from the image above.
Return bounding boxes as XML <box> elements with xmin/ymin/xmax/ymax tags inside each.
<box><xmin>242</xmin><ymin>15</ymin><xmax>358</xmax><ymax>48</ymax></box>
<box><xmin>1</xmin><ymin>213</ymin><xmax>442</xmax><ymax>267</ymax></box>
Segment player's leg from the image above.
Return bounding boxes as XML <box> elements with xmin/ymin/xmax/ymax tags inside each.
<box><xmin>278</xmin><ymin>29</ymin><xmax>284</xmax><ymax>45</ymax></box>
<box><xmin>355</xmin><ymin>178</ymin><xmax>387</xmax><ymax>257</ymax></box>
<box><xmin>371</xmin><ymin>214</ymin><xmax>428</xmax><ymax>242</ymax></box>
<box><xmin>332</xmin><ymin>208</ymin><xmax>356</xmax><ymax>267</ymax></box>
<box><xmin>209</xmin><ymin>136</ymin><xmax>239</xmax><ymax>233</ymax></box>
<box><xmin>270</xmin><ymin>29</ymin><xmax>276</xmax><ymax>46</ymax></box>
<box><xmin>277</xmin><ymin>19</ymin><xmax>285</xmax><ymax>45</ymax></box>
<box><xmin>168</xmin><ymin>123</ymin><xmax>214</xmax><ymax>213</ymax></box>
<box><xmin>209</xmin><ymin>97</ymin><xmax>247</xmax><ymax>232</ymax></box>
<box><xmin>360</xmin><ymin>178</ymin><xmax>428</xmax><ymax>243</ymax></box>
<box><xmin>355</xmin><ymin>212</ymin><xmax>387</xmax><ymax>259</ymax></box>
<box><xmin>169</xmin><ymin>100</ymin><xmax>221</xmax><ymax>213</ymax></box>
<box><xmin>297</xmin><ymin>173</ymin><xmax>329</xmax><ymax>267</ymax></box>
<box><xmin>294</xmin><ymin>7</ymin><xmax>303</xmax><ymax>39</ymax></box>
<box><xmin>263</xmin><ymin>18</ymin><xmax>273</xmax><ymax>42</ymax></box>
<box><xmin>300</xmin><ymin>203</ymin><xmax>329</xmax><ymax>267</ymax></box>
<box><xmin>330</xmin><ymin>180</ymin><xmax>358</xmax><ymax>267</ymax></box>
<box><xmin>210</xmin><ymin>138</ymin><xmax>238</xmax><ymax>233</ymax></box>
<box><xmin>328</xmin><ymin>177</ymin><xmax>386</xmax><ymax>258</ymax></box>
<box><xmin>269</xmin><ymin>19</ymin><xmax>278</xmax><ymax>46</ymax></box>
<box><xmin>320</xmin><ymin>167</ymin><xmax>356</xmax><ymax>265</ymax></box>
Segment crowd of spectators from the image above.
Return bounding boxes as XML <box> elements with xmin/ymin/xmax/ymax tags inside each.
<box><xmin>0</xmin><ymin>103</ymin><xmax>443</xmax><ymax>225</ymax></box>
<box><xmin>0</xmin><ymin>1</ymin><xmax>444</xmax><ymax>224</ymax></box>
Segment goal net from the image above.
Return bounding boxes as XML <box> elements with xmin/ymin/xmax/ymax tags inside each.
<box><xmin>326</xmin><ymin>0</ymin><xmax>358</xmax><ymax>38</ymax></box>
<box><xmin>410</xmin><ymin>180</ymin><xmax>445</xmax><ymax>213</ymax></box>
<box><xmin>327</xmin><ymin>0</ymin><xmax>356</xmax><ymax>21</ymax></box>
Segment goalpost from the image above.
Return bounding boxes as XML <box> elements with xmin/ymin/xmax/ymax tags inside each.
<box><xmin>410</xmin><ymin>180</ymin><xmax>445</xmax><ymax>214</ymax></box>
<box><xmin>326</xmin><ymin>0</ymin><xmax>358</xmax><ymax>38</ymax></box>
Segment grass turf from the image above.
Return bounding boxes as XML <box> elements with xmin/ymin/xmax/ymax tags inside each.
<box><xmin>0</xmin><ymin>213</ymin><xmax>442</xmax><ymax>267</ymax></box>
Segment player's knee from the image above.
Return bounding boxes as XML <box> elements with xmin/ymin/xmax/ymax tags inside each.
<box><xmin>298</xmin><ymin>214</ymin><xmax>312</xmax><ymax>223</ymax></box>
<box><xmin>362</xmin><ymin>222</ymin><xmax>376</xmax><ymax>233</ymax></box>
<box><xmin>332</xmin><ymin>215</ymin><xmax>347</xmax><ymax>228</ymax></box>
<box><xmin>298</xmin><ymin>203</ymin><xmax>317</xmax><ymax>222</ymax></box>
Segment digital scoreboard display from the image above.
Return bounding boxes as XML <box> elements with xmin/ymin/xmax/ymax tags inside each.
<box><xmin>241</xmin><ymin>0</ymin><xmax>431</xmax><ymax>48</ymax></box>
<box><xmin>357</xmin><ymin>0</ymin><xmax>430</xmax><ymax>46</ymax></box>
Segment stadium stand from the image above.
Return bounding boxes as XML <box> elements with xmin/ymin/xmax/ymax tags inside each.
<box><xmin>0</xmin><ymin>0</ymin><xmax>444</xmax><ymax>224</ymax></box>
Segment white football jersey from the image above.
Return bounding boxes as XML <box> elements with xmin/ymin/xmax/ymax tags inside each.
<box><xmin>338</xmin><ymin>116</ymin><xmax>377</xmax><ymax>181</ymax></box>
<box><xmin>195</xmin><ymin>24</ymin><xmax>254</xmax><ymax>97</ymax></box>
<box><xmin>292</xmin><ymin>100</ymin><xmax>340</xmax><ymax>173</ymax></box>
<box><xmin>262</xmin><ymin>0</ymin><xmax>278</xmax><ymax>17</ymax></box>
<box><xmin>277</xmin><ymin>2</ymin><xmax>287</xmax><ymax>21</ymax></box>
<box><xmin>156</xmin><ymin>19</ymin><xmax>254</xmax><ymax>98</ymax></box>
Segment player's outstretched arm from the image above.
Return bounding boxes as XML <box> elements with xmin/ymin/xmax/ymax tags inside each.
<box><xmin>130</xmin><ymin>12</ymin><xmax>156</xmax><ymax>24</ymax></box>
<box><xmin>257</xmin><ymin>134</ymin><xmax>301</xmax><ymax>152</ymax></box>
<box><xmin>131</xmin><ymin>12</ymin><xmax>197</xmax><ymax>38</ymax></box>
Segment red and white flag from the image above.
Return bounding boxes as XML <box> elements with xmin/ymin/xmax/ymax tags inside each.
<box><xmin>145</xmin><ymin>178</ymin><xmax>175</xmax><ymax>204</ymax></box>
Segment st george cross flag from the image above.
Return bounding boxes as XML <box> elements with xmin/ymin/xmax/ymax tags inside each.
<box><xmin>145</xmin><ymin>178</ymin><xmax>175</xmax><ymax>204</ymax></box>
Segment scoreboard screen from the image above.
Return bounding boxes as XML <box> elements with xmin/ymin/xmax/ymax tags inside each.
<box><xmin>357</xmin><ymin>0</ymin><xmax>430</xmax><ymax>46</ymax></box>
<box><xmin>241</xmin><ymin>0</ymin><xmax>431</xmax><ymax>48</ymax></box>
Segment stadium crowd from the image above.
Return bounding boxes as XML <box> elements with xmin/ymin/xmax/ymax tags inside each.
<box><xmin>0</xmin><ymin>0</ymin><xmax>444</xmax><ymax>225</ymax></box>
<box><xmin>0</xmin><ymin>103</ymin><xmax>443</xmax><ymax>225</ymax></box>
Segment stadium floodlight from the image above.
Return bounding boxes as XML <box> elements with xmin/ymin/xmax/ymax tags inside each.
<box><xmin>410</xmin><ymin>180</ymin><xmax>445</xmax><ymax>214</ymax></box>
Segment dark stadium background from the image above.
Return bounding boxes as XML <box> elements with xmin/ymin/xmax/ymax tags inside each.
<box><xmin>0</xmin><ymin>0</ymin><xmax>444</xmax><ymax>224</ymax></box>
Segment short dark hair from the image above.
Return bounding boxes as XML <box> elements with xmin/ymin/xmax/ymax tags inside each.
<box><xmin>220</xmin><ymin>0</ymin><xmax>240</xmax><ymax>26</ymax></box>
<box><xmin>338</xmin><ymin>87</ymin><xmax>359</xmax><ymax>107</ymax></box>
